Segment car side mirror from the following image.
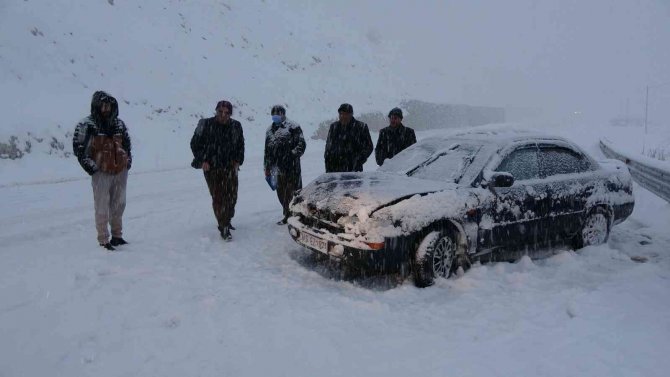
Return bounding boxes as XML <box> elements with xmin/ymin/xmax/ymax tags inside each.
<box><xmin>488</xmin><ymin>172</ymin><xmax>514</xmax><ymax>188</ymax></box>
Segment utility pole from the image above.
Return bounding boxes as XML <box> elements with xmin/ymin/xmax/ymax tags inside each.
<box><xmin>640</xmin><ymin>81</ymin><xmax>669</xmax><ymax>154</ymax></box>
<box><xmin>644</xmin><ymin>85</ymin><xmax>649</xmax><ymax>135</ymax></box>
<box><xmin>643</xmin><ymin>85</ymin><xmax>649</xmax><ymax>154</ymax></box>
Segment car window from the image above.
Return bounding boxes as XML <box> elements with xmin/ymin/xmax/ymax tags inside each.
<box><xmin>539</xmin><ymin>147</ymin><xmax>591</xmax><ymax>177</ymax></box>
<box><xmin>378</xmin><ymin>141</ymin><xmax>442</xmax><ymax>174</ymax></box>
<box><xmin>495</xmin><ymin>146</ymin><xmax>539</xmax><ymax>181</ymax></box>
<box><xmin>379</xmin><ymin>140</ymin><xmax>482</xmax><ymax>183</ymax></box>
<box><xmin>406</xmin><ymin>144</ymin><xmax>480</xmax><ymax>182</ymax></box>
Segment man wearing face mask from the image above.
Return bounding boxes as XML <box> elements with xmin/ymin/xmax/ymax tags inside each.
<box><xmin>324</xmin><ymin>103</ymin><xmax>373</xmax><ymax>173</ymax></box>
<box><xmin>264</xmin><ymin>105</ymin><xmax>306</xmax><ymax>225</ymax></box>
<box><xmin>72</xmin><ymin>91</ymin><xmax>132</xmax><ymax>251</ymax></box>
<box><xmin>190</xmin><ymin>100</ymin><xmax>245</xmax><ymax>241</ymax></box>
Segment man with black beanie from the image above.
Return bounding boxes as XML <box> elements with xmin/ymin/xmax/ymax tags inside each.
<box><xmin>190</xmin><ymin>100</ymin><xmax>245</xmax><ymax>241</ymax></box>
<box><xmin>375</xmin><ymin>107</ymin><xmax>416</xmax><ymax>166</ymax></box>
<box><xmin>324</xmin><ymin>103</ymin><xmax>373</xmax><ymax>173</ymax></box>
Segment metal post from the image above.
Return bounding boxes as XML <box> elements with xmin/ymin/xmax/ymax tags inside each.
<box><xmin>643</xmin><ymin>85</ymin><xmax>649</xmax><ymax>154</ymax></box>
<box><xmin>644</xmin><ymin>85</ymin><xmax>649</xmax><ymax>135</ymax></box>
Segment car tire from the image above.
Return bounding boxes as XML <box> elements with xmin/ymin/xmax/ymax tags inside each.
<box><xmin>574</xmin><ymin>207</ymin><xmax>610</xmax><ymax>249</ymax></box>
<box><xmin>413</xmin><ymin>230</ymin><xmax>457</xmax><ymax>287</ymax></box>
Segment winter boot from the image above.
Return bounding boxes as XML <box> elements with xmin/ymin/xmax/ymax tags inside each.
<box><xmin>100</xmin><ymin>242</ymin><xmax>116</xmax><ymax>251</ymax></box>
<box><xmin>220</xmin><ymin>226</ymin><xmax>232</xmax><ymax>241</ymax></box>
<box><xmin>229</xmin><ymin>223</ymin><xmax>236</xmax><ymax>231</ymax></box>
<box><xmin>110</xmin><ymin>237</ymin><xmax>128</xmax><ymax>246</ymax></box>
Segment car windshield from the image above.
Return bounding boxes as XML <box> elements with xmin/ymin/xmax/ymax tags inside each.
<box><xmin>379</xmin><ymin>140</ymin><xmax>481</xmax><ymax>183</ymax></box>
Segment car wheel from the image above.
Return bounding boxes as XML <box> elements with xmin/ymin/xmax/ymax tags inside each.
<box><xmin>413</xmin><ymin>230</ymin><xmax>457</xmax><ymax>287</ymax></box>
<box><xmin>575</xmin><ymin>207</ymin><xmax>610</xmax><ymax>248</ymax></box>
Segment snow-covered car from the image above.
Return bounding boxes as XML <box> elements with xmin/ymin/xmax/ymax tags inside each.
<box><xmin>287</xmin><ymin>129</ymin><xmax>635</xmax><ymax>287</ymax></box>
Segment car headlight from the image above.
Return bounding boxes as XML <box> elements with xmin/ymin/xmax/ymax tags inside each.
<box><xmin>337</xmin><ymin>215</ymin><xmax>358</xmax><ymax>227</ymax></box>
<box><xmin>337</xmin><ymin>215</ymin><xmax>364</xmax><ymax>235</ymax></box>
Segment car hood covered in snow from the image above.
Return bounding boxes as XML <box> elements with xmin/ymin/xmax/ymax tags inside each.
<box><xmin>291</xmin><ymin>171</ymin><xmax>457</xmax><ymax>218</ymax></box>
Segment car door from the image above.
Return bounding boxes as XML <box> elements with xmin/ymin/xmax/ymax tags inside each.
<box><xmin>538</xmin><ymin>143</ymin><xmax>595</xmax><ymax>242</ymax></box>
<box><xmin>482</xmin><ymin>143</ymin><xmax>552</xmax><ymax>256</ymax></box>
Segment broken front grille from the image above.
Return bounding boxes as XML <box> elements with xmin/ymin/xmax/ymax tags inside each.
<box><xmin>298</xmin><ymin>213</ymin><xmax>344</xmax><ymax>235</ymax></box>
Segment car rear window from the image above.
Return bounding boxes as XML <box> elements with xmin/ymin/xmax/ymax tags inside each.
<box><xmin>496</xmin><ymin>146</ymin><xmax>540</xmax><ymax>181</ymax></box>
<box><xmin>539</xmin><ymin>146</ymin><xmax>592</xmax><ymax>177</ymax></box>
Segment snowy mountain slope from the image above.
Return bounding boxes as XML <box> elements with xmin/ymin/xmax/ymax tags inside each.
<box><xmin>0</xmin><ymin>0</ymin><xmax>402</xmax><ymax>183</ymax></box>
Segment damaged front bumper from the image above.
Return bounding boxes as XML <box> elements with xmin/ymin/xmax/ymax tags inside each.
<box><xmin>287</xmin><ymin>216</ymin><xmax>411</xmax><ymax>272</ymax></box>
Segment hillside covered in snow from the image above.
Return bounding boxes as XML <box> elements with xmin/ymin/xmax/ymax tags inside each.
<box><xmin>0</xmin><ymin>0</ymin><xmax>411</xmax><ymax>183</ymax></box>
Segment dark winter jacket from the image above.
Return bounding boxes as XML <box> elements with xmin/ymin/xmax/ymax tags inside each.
<box><xmin>72</xmin><ymin>91</ymin><xmax>132</xmax><ymax>176</ymax></box>
<box><xmin>375</xmin><ymin>124</ymin><xmax>417</xmax><ymax>166</ymax></box>
<box><xmin>190</xmin><ymin>117</ymin><xmax>245</xmax><ymax>169</ymax></box>
<box><xmin>324</xmin><ymin>118</ymin><xmax>373</xmax><ymax>172</ymax></box>
<box><xmin>264</xmin><ymin>119</ymin><xmax>306</xmax><ymax>176</ymax></box>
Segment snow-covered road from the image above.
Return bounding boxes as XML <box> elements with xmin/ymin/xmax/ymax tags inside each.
<box><xmin>2</xmin><ymin>137</ymin><xmax>670</xmax><ymax>377</ymax></box>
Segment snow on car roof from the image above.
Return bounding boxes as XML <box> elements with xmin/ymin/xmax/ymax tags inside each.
<box><xmin>423</xmin><ymin>124</ymin><xmax>568</xmax><ymax>147</ymax></box>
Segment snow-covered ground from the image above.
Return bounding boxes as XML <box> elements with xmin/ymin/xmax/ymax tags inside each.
<box><xmin>2</xmin><ymin>125</ymin><xmax>670</xmax><ymax>376</ymax></box>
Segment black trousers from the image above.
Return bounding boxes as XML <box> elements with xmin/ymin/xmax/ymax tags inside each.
<box><xmin>204</xmin><ymin>167</ymin><xmax>238</xmax><ymax>228</ymax></box>
<box><xmin>276</xmin><ymin>173</ymin><xmax>302</xmax><ymax>218</ymax></box>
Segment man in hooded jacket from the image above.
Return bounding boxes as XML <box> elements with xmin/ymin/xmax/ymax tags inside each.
<box><xmin>190</xmin><ymin>100</ymin><xmax>245</xmax><ymax>241</ymax></box>
<box><xmin>324</xmin><ymin>103</ymin><xmax>373</xmax><ymax>173</ymax></box>
<box><xmin>72</xmin><ymin>91</ymin><xmax>132</xmax><ymax>251</ymax></box>
<box><xmin>375</xmin><ymin>107</ymin><xmax>417</xmax><ymax>166</ymax></box>
<box><xmin>264</xmin><ymin>105</ymin><xmax>306</xmax><ymax>225</ymax></box>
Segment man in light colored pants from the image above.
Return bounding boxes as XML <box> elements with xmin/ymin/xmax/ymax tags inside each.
<box><xmin>73</xmin><ymin>91</ymin><xmax>132</xmax><ymax>250</ymax></box>
<box><xmin>92</xmin><ymin>169</ymin><xmax>128</xmax><ymax>245</ymax></box>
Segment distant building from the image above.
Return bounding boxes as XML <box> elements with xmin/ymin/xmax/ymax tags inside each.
<box><xmin>609</xmin><ymin>117</ymin><xmax>645</xmax><ymax>127</ymax></box>
<box><xmin>312</xmin><ymin>99</ymin><xmax>505</xmax><ymax>140</ymax></box>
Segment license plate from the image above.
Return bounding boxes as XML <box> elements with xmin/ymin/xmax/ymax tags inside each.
<box><xmin>298</xmin><ymin>231</ymin><xmax>328</xmax><ymax>254</ymax></box>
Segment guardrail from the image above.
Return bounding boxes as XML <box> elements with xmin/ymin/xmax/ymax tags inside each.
<box><xmin>599</xmin><ymin>140</ymin><xmax>670</xmax><ymax>202</ymax></box>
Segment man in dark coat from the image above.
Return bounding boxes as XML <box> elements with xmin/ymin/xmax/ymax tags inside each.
<box><xmin>72</xmin><ymin>91</ymin><xmax>132</xmax><ymax>251</ymax></box>
<box><xmin>264</xmin><ymin>105</ymin><xmax>306</xmax><ymax>225</ymax></box>
<box><xmin>190</xmin><ymin>100</ymin><xmax>245</xmax><ymax>241</ymax></box>
<box><xmin>324</xmin><ymin>103</ymin><xmax>373</xmax><ymax>173</ymax></box>
<box><xmin>375</xmin><ymin>107</ymin><xmax>417</xmax><ymax>166</ymax></box>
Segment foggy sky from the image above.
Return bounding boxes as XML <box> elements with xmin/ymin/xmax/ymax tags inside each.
<box><xmin>324</xmin><ymin>0</ymin><xmax>670</xmax><ymax>124</ymax></box>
